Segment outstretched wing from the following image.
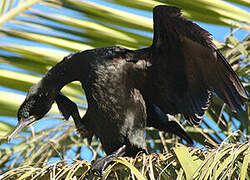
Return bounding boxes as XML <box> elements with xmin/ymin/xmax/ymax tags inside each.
<box><xmin>148</xmin><ymin>5</ymin><xmax>248</xmax><ymax>125</ymax></box>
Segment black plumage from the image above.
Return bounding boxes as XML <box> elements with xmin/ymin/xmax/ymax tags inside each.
<box><xmin>8</xmin><ymin>5</ymin><xmax>248</xmax><ymax>174</ymax></box>
<box><xmin>145</xmin><ymin>6</ymin><xmax>247</xmax><ymax>125</ymax></box>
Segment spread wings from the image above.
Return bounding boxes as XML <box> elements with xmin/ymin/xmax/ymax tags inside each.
<box><xmin>148</xmin><ymin>5</ymin><xmax>248</xmax><ymax>125</ymax></box>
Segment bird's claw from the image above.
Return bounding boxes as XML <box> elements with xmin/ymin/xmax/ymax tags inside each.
<box><xmin>91</xmin><ymin>158</ymin><xmax>107</xmax><ymax>177</ymax></box>
<box><xmin>91</xmin><ymin>145</ymin><xmax>126</xmax><ymax>176</ymax></box>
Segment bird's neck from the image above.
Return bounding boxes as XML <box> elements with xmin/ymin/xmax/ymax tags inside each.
<box><xmin>39</xmin><ymin>52</ymin><xmax>89</xmax><ymax>94</ymax></box>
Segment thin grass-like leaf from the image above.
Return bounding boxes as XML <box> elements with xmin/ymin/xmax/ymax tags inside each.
<box><xmin>46</xmin><ymin>0</ymin><xmax>153</xmax><ymax>32</ymax></box>
<box><xmin>240</xmin><ymin>142</ymin><xmax>250</xmax><ymax>180</ymax></box>
<box><xmin>222</xmin><ymin>0</ymin><xmax>250</xmax><ymax>8</ymax></box>
<box><xmin>1</xmin><ymin>28</ymin><xmax>93</xmax><ymax>51</ymax></box>
<box><xmin>115</xmin><ymin>157</ymin><xmax>147</xmax><ymax>180</ymax></box>
<box><xmin>214</xmin><ymin>142</ymin><xmax>248</xmax><ymax>178</ymax></box>
<box><xmin>173</xmin><ymin>146</ymin><xmax>203</xmax><ymax>180</ymax></box>
<box><xmin>0</xmin><ymin>0</ymin><xmax>40</xmax><ymax>26</ymax></box>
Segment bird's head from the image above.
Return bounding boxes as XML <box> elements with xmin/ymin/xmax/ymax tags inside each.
<box><xmin>8</xmin><ymin>83</ymin><xmax>55</xmax><ymax>142</ymax></box>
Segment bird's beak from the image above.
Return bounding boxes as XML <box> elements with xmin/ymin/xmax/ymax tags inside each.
<box><xmin>7</xmin><ymin>116</ymin><xmax>36</xmax><ymax>143</ymax></box>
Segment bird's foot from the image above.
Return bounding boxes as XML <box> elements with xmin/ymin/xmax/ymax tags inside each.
<box><xmin>91</xmin><ymin>145</ymin><xmax>126</xmax><ymax>176</ymax></box>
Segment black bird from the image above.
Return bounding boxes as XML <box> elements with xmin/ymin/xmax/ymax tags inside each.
<box><xmin>8</xmin><ymin>5</ymin><xmax>248</xmax><ymax>174</ymax></box>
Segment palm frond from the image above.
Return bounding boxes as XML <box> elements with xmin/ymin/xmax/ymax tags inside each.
<box><xmin>0</xmin><ymin>133</ymin><xmax>248</xmax><ymax>180</ymax></box>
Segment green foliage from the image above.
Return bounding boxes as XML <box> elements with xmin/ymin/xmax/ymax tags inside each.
<box><xmin>0</xmin><ymin>133</ymin><xmax>248</xmax><ymax>179</ymax></box>
<box><xmin>0</xmin><ymin>0</ymin><xmax>249</xmax><ymax>179</ymax></box>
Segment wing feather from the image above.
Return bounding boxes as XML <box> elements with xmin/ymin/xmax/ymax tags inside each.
<box><xmin>149</xmin><ymin>5</ymin><xmax>248</xmax><ymax>125</ymax></box>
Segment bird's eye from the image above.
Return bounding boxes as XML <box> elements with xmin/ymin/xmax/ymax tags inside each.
<box><xmin>23</xmin><ymin>112</ymin><xmax>29</xmax><ymax>118</ymax></box>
